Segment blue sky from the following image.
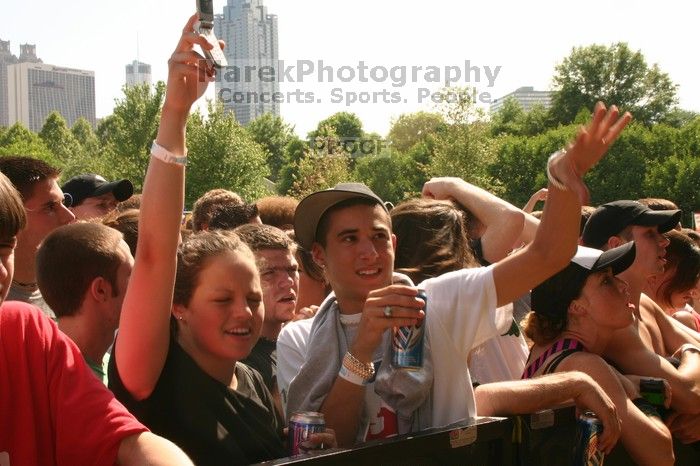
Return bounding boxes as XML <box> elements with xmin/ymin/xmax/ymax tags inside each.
<box><xmin>2</xmin><ymin>0</ymin><xmax>698</xmax><ymax>136</ymax></box>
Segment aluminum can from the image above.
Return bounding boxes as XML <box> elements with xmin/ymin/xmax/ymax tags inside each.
<box><xmin>288</xmin><ymin>411</ymin><xmax>325</xmax><ymax>455</ymax></box>
<box><xmin>573</xmin><ymin>412</ymin><xmax>605</xmax><ymax>466</ymax></box>
<box><xmin>391</xmin><ymin>289</ymin><xmax>427</xmax><ymax>370</ymax></box>
<box><xmin>639</xmin><ymin>378</ymin><xmax>665</xmax><ymax>406</ymax></box>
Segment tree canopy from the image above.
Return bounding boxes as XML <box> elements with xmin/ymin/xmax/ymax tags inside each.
<box><xmin>550</xmin><ymin>42</ymin><xmax>678</xmax><ymax>126</ymax></box>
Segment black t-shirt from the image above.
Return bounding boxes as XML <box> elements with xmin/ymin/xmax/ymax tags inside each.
<box><xmin>242</xmin><ymin>337</ymin><xmax>277</xmax><ymax>393</ymax></box>
<box><xmin>108</xmin><ymin>336</ymin><xmax>286</xmax><ymax>466</ymax></box>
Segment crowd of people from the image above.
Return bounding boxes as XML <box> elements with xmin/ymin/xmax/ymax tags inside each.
<box><xmin>2</xmin><ymin>13</ymin><xmax>700</xmax><ymax>466</ymax></box>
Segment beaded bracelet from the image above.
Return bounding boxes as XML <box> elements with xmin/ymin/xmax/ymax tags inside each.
<box><xmin>342</xmin><ymin>351</ymin><xmax>375</xmax><ymax>382</ymax></box>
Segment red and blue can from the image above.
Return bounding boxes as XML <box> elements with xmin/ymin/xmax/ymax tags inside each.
<box><xmin>391</xmin><ymin>289</ymin><xmax>427</xmax><ymax>370</ymax></box>
<box><xmin>573</xmin><ymin>412</ymin><xmax>605</xmax><ymax>466</ymax></box>
<box><xmin>288</xmin><ymin>411</ymin><xmax>325</xmax><ymax>455</ymax></box>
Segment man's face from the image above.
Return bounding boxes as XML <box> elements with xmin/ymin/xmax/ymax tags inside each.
<box><xmin>623</xmin><ymin>225</ymin><xmax>670</xmax><ymax>278</ymax></box>
<box><xmin>256</xmin><ymin>248</ymin><xmax>299</xmax><ymax>324</ymax></box>
<box><xmin>312</xmin><ymin>203</ymin><xmax>395</xmax><ymax>304</ymax></box>
<box><xmin>71</xmin><ymin>192</ymin><xmax>119</xmax><ymax>220</ymax></box>
<box><xmin>19</xmin><ymin>178</ymin><xmax>75</xmax><ymax>251</ymax></box>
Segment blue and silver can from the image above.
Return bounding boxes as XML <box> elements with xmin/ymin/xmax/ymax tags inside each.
<box><xmin>391</xmin><ymin>289</ymin><xmax>427</xmax><ymax>370</ymax></box>
<box><xmin>573</xmin><ymin>412</ymin><xmax>605</xmax><ymax>466</ymax></box>
<box><xmin>288</xmin><ymin>411</ymin><xmax>325</xmax><ymax>455</ymax></box>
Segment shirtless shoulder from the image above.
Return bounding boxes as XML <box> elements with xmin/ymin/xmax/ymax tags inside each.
<box><xmin>638</xmin><ymin>294</ymin><xmax>666</xmax><ymax>354</ymax></box>
<box><xmin>605</xmin><ymin>322</ymin><xmax>648</xmax><ymax>367</ymax></box>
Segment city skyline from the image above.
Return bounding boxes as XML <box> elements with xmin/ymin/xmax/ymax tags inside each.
<box><xmin>215</xmin><ymin>0</ymin><xmax>280</xmax><ymax>125</ymax></box>
<box><xmin>1</xmin><ymin>43</ymin><xmax>96</xmax><ymax>132</ymax></box>
<box><xmin>125</xmin><ymin>60</ymin><xmax>152</xmax><ymax>87</ymax></box>
<box><xmin>1</xmin><ymin>0</ymin><xmax>698</xmax><ymax>137</ymax></box>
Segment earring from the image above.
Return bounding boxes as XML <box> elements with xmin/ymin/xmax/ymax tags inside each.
<box><xmin>177</xmin><ymin>316</ymin><xmax>184</xmax><ymax>321</ymax></box>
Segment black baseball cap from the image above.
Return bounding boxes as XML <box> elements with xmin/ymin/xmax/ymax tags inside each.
<box><xmin>581</xmin><ymin>200</ymin><xmax>681</xmax><ymax>249</ymax></box>
<box><xmin>61</xmin><ymin>174</ymin><xmax>134</xmax><ymax>206</ymax></box>
<box><xmin>532</xmin><ymin>242</ymin><xmax>636</xmax><ymax>319</ymax></box>
<box><xmin>294</xmin><ymin>183</ymin><xmax>387</xmax><ymax>250</ymax></box>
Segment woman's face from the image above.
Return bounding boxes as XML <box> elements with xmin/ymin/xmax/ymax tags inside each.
<box><xmin>577</xmin><ymin>267</ymin><xmax>634</xmax><ymax>329</ymax></box>
<box><xmin>667</xmin><ymin>275</ymin><xmax>700</xmax><ymax>310</ymax></box>
<box><xmin>176</xmin><ymin>251</ymin><xmax>264</xmax><ymax>364</ymax></box>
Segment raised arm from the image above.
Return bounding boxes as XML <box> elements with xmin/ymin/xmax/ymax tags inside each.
<box><xmin>422</xmin><ymin>178</ymin><xmax>524</xmax><ymax>263</ymax></box>
<box><xmin>522</xmin><ymin>188</ymin><xmax>548</xmax><ymax>214</ymax></box>
<box><xmin>114</xmin><ymin>14</ymin><xmax>217</xmax><ymax>400</ymax></box>
<box><xmin>491</xmin><ymin>104</ymin><xmax>630</xmax><ymax>306</ymax></box>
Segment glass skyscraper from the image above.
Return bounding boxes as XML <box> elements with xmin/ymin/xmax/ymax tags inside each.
<box><xmin>215</xmin><ymin>0</ymin><xmax>280</xmax><ymax>125</ymax></box>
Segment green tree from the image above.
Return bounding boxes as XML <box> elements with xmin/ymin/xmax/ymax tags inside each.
<box><xmin>645</xmin><ymin>154</ymin><xmax>700</xmax><ymax>225</ymax></box>
<box><xmin>284</xmin><ymin>126</ymin><xmax>352</xmax><ymax>199</ymax></box>
<box><xmin>39</xmin><ymin>112</ymin><xmax>83</xmax><ymax>163</ymax></box>
<box><xmin>680</xmin><ymin>116</ymin><xmax>700</xmax><ymax>156</ymax></box>
<box><xmin>71</xmin><ymin>117</ymin><xmax>99</xmax><ymax>149</ymax></box>
<box><xmin>288</xmin><ymin>151</ymin><xmax>352</xmax><ymax>199</ymax></box>
<box><xmin>57</xmin><ymin>118</ymin><xmax>115</xmax><ymax>180</ymax></box>
<box><xmin>97</xmin><ymin>82</ymin><xmax>166</xmax><ymax>189</ymax></box>
<box><xmin>660</xmin><ymin>108</ymin><xmax>699</xmax><ymax>128</ymax></box>
<box><xmin>520</xmin><ymin>104</ymin><xmax>553</xmax><ymax>136</ymax></box>
<box><xmin>185</xmin><ymin>103</ymin><xmax>270</xmax><ymax>207</ymax></box>
<box><xmin>387</xmin><ymin>112</ymin><xmax>445</xmax><ymax>153</ymax></box>
<box><xmin>246</xmin><ymin>113</ymin><xmax>295</xmax><ymax>182</ymax></box>
<box><xmin>489</xmin><ymin>127</ymin><xmax>575</xmax><ymax>206</ymax></box>
<box><xmin>490</xmin><ymin>98</ymin><xmax>525</xmax><ymax>136</ymax></box>
<box><xmin>307</xmin><ymin>112</ymin><xmax>364</xmax><ymax>141</ymax></box>
<box><xmin>277</xmin><ymin>136</ymin><xmax>307</xmax><ymax>195</ymax></box>
<box><xmin>353</xmin><ymin>150</ymin><xmax>423</xmax><ymax>204</ymax></box>
<box><xmin>428</xmin><ymin>87</ymin><xmax>501</xmax><ymax>194</ymax></box>
<box><xmin>550</xmin><ymin>43</ymin><xmax>678</xmax><ymax>126</ymax></box>
<box><xmin>0</xmin><ymin>123</ymin><xmax>55</xmax><ymax>163</ymax></box>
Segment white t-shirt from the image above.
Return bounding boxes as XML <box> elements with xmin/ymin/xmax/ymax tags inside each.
<box><xmin>420</xmin><ymin>264</ymin><xmax>510</xmax><ymax>428</ymax></box>
<box><xmin>280</xmin><ymin>266</ymin><xmax>510</xmax><ymax>431</ymax></box>
<box><xmin>276</xmin><ymin>316</ymin><xmax>315</xmax><ymax>416</ymax></box>
<box><xmin>467</xmin><ymin>305</ymin><xmax>529</xmax><ymax>385</ymax></box>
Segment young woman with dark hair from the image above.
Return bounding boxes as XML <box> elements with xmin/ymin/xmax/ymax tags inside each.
<box><xmin>108</xmin><ymin>14</ymin><xmax>334</xmax><ymax>466</ymax></box>
<box><xmin>646</xmin><ymin>229</ymin><xmax>700</xmax><ymax>331</ymax></box>
<box><xmin>391</xmin><ymin>197</ymin><xmax>529</xmax><ymax>384</ymax></box>
<box><xmin>522</xmin><ymin>243</ymin><xmax>674</xmax><ymax>465</ymax></box>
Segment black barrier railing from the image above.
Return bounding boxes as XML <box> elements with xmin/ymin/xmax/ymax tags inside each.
<box><xmin>256</xmin><ymin>416</ymin><xmax>512</xmax><ymax>465</ymax></box>
<box><xmin>254</xmin><ymin>406</ymin><xmax>700</xmax><ymax>466</ymax></box>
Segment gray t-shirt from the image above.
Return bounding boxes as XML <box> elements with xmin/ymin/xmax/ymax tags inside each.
<box><xmin>6</xmin><ymin>284</ymin><xmax>56</xmax><ymax>320</ymax></box>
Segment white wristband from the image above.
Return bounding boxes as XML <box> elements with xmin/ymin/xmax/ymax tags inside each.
<box><xmin>151</xmin><ymin>141</ymin><xmax>188</xmax><ymax>165</ymax></box>
<box><xmin>546</xmin><ymin>150</ymin><xmax>568</xmax><ymax>191</ymax></box>
<box><xmin>338</xmin><ymin>364</ymin><xmax>369</xmax><ymax>386</ymax></box>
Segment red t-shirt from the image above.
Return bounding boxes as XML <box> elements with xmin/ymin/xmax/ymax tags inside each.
<box><xmin>0</xmin><ymin>302</ymin><xmax>147</xmax><ymax>466</ymax></box>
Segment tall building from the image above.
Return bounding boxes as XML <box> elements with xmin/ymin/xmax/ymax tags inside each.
<box><xmin>0</xmin><ymin>40</ymin><xmax>19</xmax><ymax>128</ymax></box>
<box><xmin>7</xmin><ymin>61</ymin><xmax>95</xmax><ymax>132</ymax></box>
<box><xmin>490</xmin><ymin>86</ymin><xmax>552</xmax><ymax>113</ymax></box>
<box><xmin>215</xmin><ymin>0</ymin><xmax>279</xmax><ymax>125</ymax></box>
<box><xmin>18</xmin><ymin>44</ymin><xmax>41</xmax><ymax>64</ymax></box>
<box><xmin>125</xmin><ymin>60</ymin><xmax>152</xmax><ymax>87</ymax></box>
